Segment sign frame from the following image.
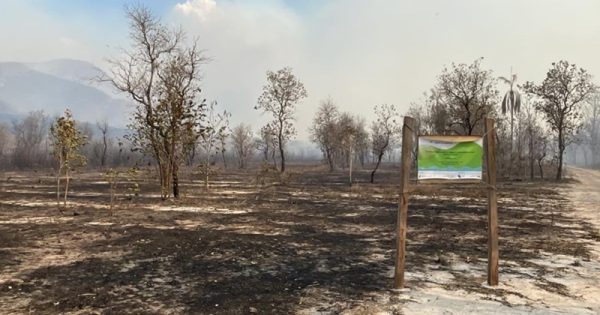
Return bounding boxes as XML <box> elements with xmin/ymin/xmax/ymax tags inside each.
<box><xmin>394</xmin><ymin>117</ymin><xmax>499</xmax><ymax>288</ymax></box>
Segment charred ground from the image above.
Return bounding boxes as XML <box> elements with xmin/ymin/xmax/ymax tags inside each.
<box><xmin>0</xmin><ymin>166</ymin><xmax>597</xmax><ymax>314</ymax></box>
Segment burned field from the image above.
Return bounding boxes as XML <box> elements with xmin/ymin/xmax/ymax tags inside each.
<box><xmin>0</xmin><ymin>167</ymin><xmax>598</xmax><ymax>314</ymax></box>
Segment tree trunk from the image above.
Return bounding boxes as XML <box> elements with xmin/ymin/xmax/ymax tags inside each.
<box><xmin>172</xmin><ymin>162</ymin><xmax>179</xmax><ymax>198</ymax></box>
<box><xmin>101</xmin><ymin>134</ymin><xmax>107</xmax><ymax>167</ymax></box>
<box><xmin>509</xmin><ymin>110</ymin><xmax>514</xmax><ymax>177</ymax></box>
<box><xmin>538</xmin><ymin>159</ymin><xmax>544</xmax><ymax>179</ymax></box>
<box><xmin>279</xmin><ymin>134</ymin><xmax>285</xmax><ymax>173</ymax></box>
<box><xmin>109</xmin><ymin>176</ymin><xmax>116</xmax><ymax>216</ymax></box>
<box><xmin>56</xmin><ymin>163</ymin><xmax>62</xmax><ymax>211</ymax></box>
<box><xmin>160</xmin><ymin>163</ymin><xmax>170</xmax><ymax>200</ymax></box>
<box><xmin>529</xmin><ymin>129</ymin><xmax>534</xmax><ymax>180</ymax></box>
<box><xmin>205</xmin><ymin>154</ymin><xmax>210</xmax><ymax>190</ymax></box>
<box><xmin>64</xmin><ymin>167</ymin><xmax>70</xmax><ymax>208</ymax></box>
<box><xmin>349</xmin><ymin>145</ymin><xmax>353</xmax><ymax>186</ymax></box>
<box><xmin>271</xmin><ymin>149</ymin><xmax>277</xmax><ymax>168</ymax></box>
<box><xmin>370</xmin><ymin>152</ymin><xmax>385</xmax><ymax>183</ymax></box>
<box><xmin>188</xmin><ymin>146</ymin><xmax>196</xmax><ymax>166</ymax></box>
<box><xmin>557</xmin><ymin>128</ymin><xmax>564</xmax><ymax>180</ymax></box>
<box><xmin>557</xmin><ymin>150</ymin><xmax>564</xmax><ymax>180</ymax></box>
<box><xmin>157</xmin><ymin>159</ymin><xmax>167</xmax><ymax>200</ymax></box>
<box><xmin>359</xmin><ymin>151</ymin><xmax>365</xmax><ymax>168</ymax></box>
<box><xmin>326</xmin><ymin>149</ymin><xmax>334</xmax><ymax>172</ymax></box>
<box><xmin>222</xmin><ymin>150</ymin><xmax>227</xmax><ymax>169</ymax></box>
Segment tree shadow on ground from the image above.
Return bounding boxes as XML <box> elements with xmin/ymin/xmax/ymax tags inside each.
<box><xmin>2</xmin><ymin>222</ymin><xmax>392</xmax><ymax>314</ymax></box>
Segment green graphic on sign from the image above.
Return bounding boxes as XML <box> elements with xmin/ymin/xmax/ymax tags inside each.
<box><xmin>418</xmin><ymin>136</ymin><xmax>483</xmax><ymax>180</ymax></box>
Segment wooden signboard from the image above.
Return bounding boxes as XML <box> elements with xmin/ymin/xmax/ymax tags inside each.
<box><xmin>417</xmin><ymin>135</ymin><xmax>483</xmax><ymax>181</ymax></box>
<box><xmin>394</xmin><ymin>117</ymin><xmax>499</xmax><ymax>288</ymax></box>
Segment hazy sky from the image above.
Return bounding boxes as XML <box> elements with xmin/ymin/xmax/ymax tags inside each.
<box><xmin>1</xmin><ymin>0</ymin><xmax>600</xmax><ymax>139</ymax></box>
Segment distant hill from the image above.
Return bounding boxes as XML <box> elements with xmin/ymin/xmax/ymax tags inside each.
<box><xmin>27</xmin><ymin>59</ymin><xmax>104</xmax><ymax>82</ymax></box>
<box><xmin>0</xmin><ymin>59</ymin><xmax>130</xmax><ymax>127</ymax></box>
<box><xmin>0</xmin><ymin>59</ymin><xmax>322</xmax><ymax>152</ymax></box>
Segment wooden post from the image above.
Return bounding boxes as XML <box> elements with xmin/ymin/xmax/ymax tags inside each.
<box><xmin>394</xmin><ymin>116</ymin><xmax>416</xmax><ymax>289</ymax></box>
<box><xmin>484</xmin><ymin>118</ymin><xmax>499</xmax><ymax>286</ymax></box>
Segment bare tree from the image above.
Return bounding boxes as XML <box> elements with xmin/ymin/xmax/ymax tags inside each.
<box><xmin>256</xmin><ymin>124</ymin><xmax>278</xmax><ymax>166</ymax></box>
<box><xmin>406</xmin><ymin>103</ymin><xmax>428</xmax><ymax>136</ymax></box>
<box><xmin>96</xmin><ymin>120</ymin><xmax>109</xmax><ymax>167</ymax></box>
<box><xmin>0</xmin><ymin>124</ymin><xmax>10</xmax><ymax>164</ymax></box>
<box><xmin>370</xmin><ymin>104</ymin><xmax>401</xmax><ymax>183</ymax></box>
<box><xmin>231</xmin><ymin>123</ymin><xmax>254</xmax><ymax>169</ymax></box>
<box><xmin>335</xmin><ymin>113</ymin><xmax>355</xmax><ymax>167</ymax></box>
<box><xmin>255</xmin><ymin>67</ymin><xmax>307</xmax><ymax>173</ymax></box>
<box><xmin>582</xmin><ymin>94</ymin><xmax>600</xmax><ymax>166</ymax></box>
<box><xmin>106</xmin><ymin>5</ymin><xmax>207</xmax><ymax>199</ymax></box>
<box><xmin>534</xmin><ymin>132</ymin><xmax>550</xmax><ymax>179</ymax></box>
<box><xmin>310</xmin><ymin>98</ymin><xmax>339</xmax><ymax>171</ymax></box>
<box><xmin>435</xmin><ymin>58</ymin><xmax>498</xmax><ymax>135</ymax></box>
<box><xmin>50</xmin><ymin>110</ymin><xmax>87</xmax><ymax>210</ymax></box>
<box><xmin>353</xmin><ymin>117</ymin><xmax>370</xmax><ymax>168</ymax></box>
<box><xmin>216</xmin><ymin>114</ymin><xmax>231</xmax><ymax>168</ymax></box>
<box><xmin>197</xmin><ymin>101</ymin><xmax>228</xmax><ymax>189</ymax></box>
<box><xmin>12</xmin><ymin>110</ymin><xmax>48</xmax><ymax>168</ymax></box>
<box><xmin>523</xmin><ymin>60</ymin><xmax>597</xmax><ymax>179</ymax></box>
<box><xmin>409</xmin><ymin>89</ymin><xmax>457</xmax><ymax>136</ymax></box>
<box><xmin>336</xmin><ymin>113</ymin><xmax>363</xmax><ymax>185</ymax></box>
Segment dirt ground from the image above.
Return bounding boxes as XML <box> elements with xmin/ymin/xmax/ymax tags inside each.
<box><xmin>0</xmin><ymin>165</ymin><xmax>598</xmax><ymax>314</ymax></box>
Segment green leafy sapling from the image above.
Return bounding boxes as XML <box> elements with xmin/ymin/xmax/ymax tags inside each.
<box><xmin>50</xmin><ymin>109</ymin><xmax>87</xmax><ymax>211</ymax></box>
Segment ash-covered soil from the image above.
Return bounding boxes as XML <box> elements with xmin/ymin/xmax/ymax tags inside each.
<box><xmin>0</xmin><ymin>166</ymin><xmax>598</xmax><ymax>314</ymax></box>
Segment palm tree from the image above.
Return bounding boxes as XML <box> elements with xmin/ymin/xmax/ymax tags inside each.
<box><xmin>499</xmin><ymin>72</ymin><xmax>522</xmax><ymax>154</ymax></box>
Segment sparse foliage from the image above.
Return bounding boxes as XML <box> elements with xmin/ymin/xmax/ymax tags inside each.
<box><xmin>435</xmin><ymin>58</ymin><xmax>498</xmax><ymax>135</ymax></box>
<box><xmin>96</xmin><ymin>120</ymin><xmax>109</xmax><ymax>167</ymax></box>
<box><xmin>310</xmin><ymin>99</ymin><xmax>339</xmax><ymax>171</ymax></box>
<box><xmin>12</xmin><ymin>110</ymin><xmax>48</xmax><ymax>168</ymax></box>
<box><xmin>309</xmin><ymin>99</ymin><xmax>367</xmax><ymax>177</ymax></box>
<box><xmin>581</xmin><ymin>94</ymin><xmax>600</xmax><ymax>166</ymax></box>
<box><xmin>256</xmin><ymin>124</ymin><xmax>278</xmax><ymax>166</ymax></box>
<box><xmin>104</xmin><ymin>167</ymin><xmax>141</xmax><ymax>215</ymax></box>
<box><xmin>197</xmin><ymin>101</ymin><xmax>229</xmax><ymax>189</ymax></box>
<box><xmin>231</xmin><ymin>123</ymin><xmax>254</xmax><ymax>169</ymax></box>
<box><xmin>50</xmin><ymin>110</ymin><xmax>87</xmax><ymax>210</ymax></box>
<box><xmin>106</xmin><ymin>5</ymin><xmax>207</xmax><ymax>199</ymax></box>
<box><xmin>0</xmin><ymin>124</ymin><xmax>10</xmax><ymax>163</ymax></box>
<box><xmin>523</xmin><ymin>60</ymin><xmax>597</xmax><ymax>179</ymax></box>
<box><xmin>255</xmin><ymin>67</ymin><xmax>307</xmax><ymax>173</ymax></box>
<box><xmin>216</xmin><ymin>114</ymin><xmax>231</xmax><ymax>168</ymax></box>
<box><xmin>370</xmin><ymin>104</ymin><xmax>401</xmax><ymax>183</ymax></box>
<box><xmin>336</xmin><ymin>113</ymin><xmax>363</xmax><ymax>185</ymax></box>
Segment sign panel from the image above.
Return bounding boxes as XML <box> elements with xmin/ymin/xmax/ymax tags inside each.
<box><xmin>417</xmin><ymin>135</ymin><xmax>483</xmax><ymax>180</ymax></box>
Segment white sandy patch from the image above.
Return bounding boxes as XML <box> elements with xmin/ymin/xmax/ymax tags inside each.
<box><xmin>411</xmin><ymin>195</ymin><xmax>475</xmax><ymax>202</ymax></box>
<box><xmin>85</xmin><ymin>221</ymin><xmax>115</xmax><ymax>226</ymax></box>
<box><xmin>397</xmin><ymin>168</ymin><xmax>600</xmax><ymax>314</ymax></box>
<box><xmin>324</xmin><ymin>224</ymin><xmax>382</xmax><ymax>234</ymax></box>
<box><xmin>214</xmin><ymin>224</ymin><xmax>289</xmax><ymax>236</ymax></box>
<box><xmin>0</xmin><ymin>199</ymin><xmax>110</xmax><ymax>209</ymax></box>
<box><xmin>0</xmin><ymin>216</ymin><xmax>74</xmax><ymax>224</ymax></box>
<box><xmin>150</xmin><ymin>205</ymin><xmax>248</xmax><ymax>214</ymax></box>
<box><xmin>215</xmin><ymin>189</ymin><xmax>254</xmax><ymax>195</ymax></box>
<box><xmin>400</xmin><ymin>286</ymin><xmax>594</xmax><ymax>315</ymax></box>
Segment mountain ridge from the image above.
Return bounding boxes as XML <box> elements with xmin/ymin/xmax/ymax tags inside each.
<box><xmin>0</xmin><ymin>59</ymin><xmax>130</xmax><ymax>127</ymax></box>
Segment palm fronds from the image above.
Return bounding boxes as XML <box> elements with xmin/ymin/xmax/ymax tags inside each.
<box><xmin>499</xmin><ymin>72</ymin><xmax>521</xmax><ymax>115</ymax></box>
<box><xmin>501</xmin><ymin>89</ymin><xmax>521</xmax><ymax>115</ymax></box>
